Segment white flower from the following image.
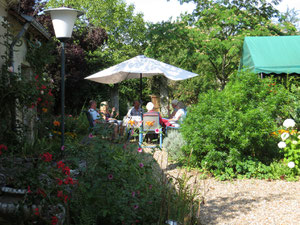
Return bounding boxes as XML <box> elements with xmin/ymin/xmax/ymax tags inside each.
<box><xmin>278</xmin><ymin>141</ymin><xmax>286</xmax><ymax>149</ymax></box>
<box><xmin>292</xmin><ymin>140</ymin><xmax>298</xmax><ymax>145</ymax></box>
<box><xmin>281</xmin><ymin>132</ymin><xmax>290</xmax><ymax>141</ymax></box>
<box><xmin>298</xmin><ymin>135</ymin><xmax>300</xmax><ymax>139</ymax></box>
<box><xmin>40</xmin><ymin>90</ymin><xmax>44</xmax><ymax>95</ymax></box>
<box><xmin>288</xmin><ymin>161</ymin><xmax>295</xmax><ymax>168</ymax></box>
<box><xmin>283</xmin><ymin>119</ymin><xmax>296</xmax><ymax>129</ymax></box>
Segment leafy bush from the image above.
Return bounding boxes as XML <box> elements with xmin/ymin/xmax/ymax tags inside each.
<box><xmin>181</xmin><ymin>70</ymin><xmax>297</xmax><ymax>177</ymax></box>
<box><xmin>69</xmin><ymin>139</ymin><xmax>165</xmax><ymax>224</ymax></box>
<box><xmin>163</xmin><ymin>129</ymin><xmax>186</xmax><ymax>161</ymax></box>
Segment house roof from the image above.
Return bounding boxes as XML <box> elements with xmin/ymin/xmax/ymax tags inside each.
<box><xmin>239</xmin><ymin>36</ymin><xmax>300</xmax><ymax>74</ymax></box>
<box><xmin>9</xmin><ymin>9</ymin><xmax>51</xmax><ymax>40</ymax></box>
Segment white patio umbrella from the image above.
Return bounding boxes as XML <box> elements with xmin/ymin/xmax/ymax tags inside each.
<box><xmin>84</xmin><ymin>55</ymin><xmax>199</xmax><ymax>101</ymax></box>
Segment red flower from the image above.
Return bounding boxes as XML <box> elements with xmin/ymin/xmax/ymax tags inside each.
<box><xmin>51</xmin><ymin>216</ymin><xmax>59</xmax><ymax>225</ymax></box>
<box><xmin>63</xmin><ymin>166</ymin><xmax>70</xmax><ymax>175</ymax></box>
<box><xmin>27</xmin><ymin>185</ymin><xmax>32</xmax><ymax>193</ymax></box>
<box><xmin>64</xmin><ymin>177</ymin><xmax>74</xmax><ymax>185</ymax></box>
<box><xmin>57</xmin><ymin>161</ymin><xmax>65</xmax><ymax>169</ymax></box>
<box><xmin>40</xmin><ymin>152</ymin><xmax>52</xmax><ymax>162</ymax></box>
<box><xmin>37</xmin><ymin>188</ymin><xmax>46</xmax><ymax>197</ymax></box>
<box><xmin>64</xmin><ymin>195</ymin><xmax>68</xmax><ymax>203</ymax></box>
<box><xmin>0</xmin><ymin>144</ymin><xmax>8</xmax><ymax>151</ymax></box>
<box><xmin>41</xmin><ymin>85</ymin><xmax>47</xmax><ymax>89</ymax></box>
<box><xmin>35</xmin><ymin>75</ymin><xmax>39</xmax><ymax>80</ymax></box>
<box><xmin>56</xmin><ymin>178</ymin><xmax>63</xmax><ymax>185</ymax></box>
<box><xmin>48</xmin><ymin>89</ymin><xmax>53</xmax><ymax>96</ymax></box>
<box><xmin>57</xmin><ymin>190</ymin><xmax>63</xmax><ymax>198</ymax></box>
<box><xmin>34</xmin><ymin>208</ymin><xmax>39</xmax><ymax>216</ymax></box>
<box><xmin>37</xmin><ymin>97</ymin><xmax>42</xmax><ymax>102</ymax></box>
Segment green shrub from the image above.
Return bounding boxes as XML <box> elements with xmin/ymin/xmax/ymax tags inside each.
<box><xmin>163</xmin><ymin>130</ymin><xmax>186</xmax><ymax>162</ymax></box>
<box><xmin>181</xmin><ymin>70</ymin><xmax>297</xmax><ymax>177</ymax></box>
<box><xmin>69</xmin><ymin>140</ymin><xmax>167</xmax><ymax>224</ymax></box>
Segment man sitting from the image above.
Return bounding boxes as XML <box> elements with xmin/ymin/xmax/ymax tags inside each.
<box><xmin>88</xmin><ymin>100</ymin><xmax>102</xmax><ymax>125</ymax></box>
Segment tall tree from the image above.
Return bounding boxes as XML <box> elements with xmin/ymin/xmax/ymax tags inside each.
<box><xmin>146</xmin><ymin>0</ymin><xmax>298</xmax><ymax>105</ymax></box>
<box><xmin>44</xmin><ymin>0</ymin><xmax>148</xmax><ymax>113</ymax></box>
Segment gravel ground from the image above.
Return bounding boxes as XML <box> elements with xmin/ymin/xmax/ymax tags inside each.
<box><xmin>144</xmin><ymin>147</ymin><xmax>300</xmax><ymax>225</ymax></box>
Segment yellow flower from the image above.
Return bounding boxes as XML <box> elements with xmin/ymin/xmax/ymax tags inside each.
<box><xmin>53</xmin><ymin>120</ymin><xmax>60</xmax><ymax>126</ymax></box>
<box><xmin>271</xmin><ymin>131</ymin><xmax>277</xmax><ymax>136</ymax></box>
<box><xmin>128</xmin><ymin>120</ymin><xmax>135</xmax><ymax>126</ymax></box>
<box><xmin>290</xmin><ymin>130</ymin><xmax>297</xmax><ymax>135</ymax></box>
<box><xmin>42</xmin><ymin>108</ymin><xmax>48</xmax><ymax>113</ymax></box>
<box><xmin>145</xmin><ymin>121</ymin><xmax>155</xmax><ymax>127</ymax></box>
<box><xmin>278</xmin><ymin>129</ymin><xmax>287</xmax><ymax>134</ymax></box>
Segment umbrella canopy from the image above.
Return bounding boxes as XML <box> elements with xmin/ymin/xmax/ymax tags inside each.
<box><xmin>84</xmin><ymin>55</ymin><xmax>198</xmax><ymax>84</ymax></box>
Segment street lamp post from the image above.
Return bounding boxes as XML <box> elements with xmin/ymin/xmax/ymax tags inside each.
<box><xmin>45</xmin><ymin>7</ymin><xmax>83</xmax><ymax>150</ymax></box>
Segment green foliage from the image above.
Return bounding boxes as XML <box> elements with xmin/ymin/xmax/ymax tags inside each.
<box><xmin>68</xmin><ymin>140</ymin><xmax>164</xmax><ymax>224</ymax></box>
<box><xmin>0</xmin><ymin>21</ymin><xmax>53</xmax><ymax>145</ymax></box>
<box><xmin>181</xmin><ymin>70</ymin><xmax>297</xmax><ymax>178</ymax></box>
<box><xmin>145</xmin><ymin>0</ymin><xmax>299</xmax><ymax>104</ymax></box>
<box><xmin>163</xmin><ymin>130</ymin><xmax>186</xmax><ymax>162</ymax></box>
<box><xmin>44</xmin><ymin>0</ymin><xmax>148</xmax><ymax>113</ymax></box>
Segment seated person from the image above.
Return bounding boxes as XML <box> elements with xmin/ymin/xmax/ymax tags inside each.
<box><xmin>168</xmin><ymin>99</ymin><xmax>179</xmax><ymax>118</ymax></box>
<box><xmin>88</xmin><ymin>100</ymin><xmax>119</xmax><ymax>139</ymax></box>
<box><xmin>127</xmin><ymin>100</ymin><xmax>144</xmax><ymax>117</ymax></box>
<box><xmin>123</xmin><ymin>100</ymin><xmax>144</xmax><ymax>128</ymax></box>
<box><xmin>88</xmin><ymin>100</ymin><xmax>103</xmax><ymax>125</ymax></box>
<box><xmin>145</xmin><ymin>102</ymin><xmax>165</xmax><ymax>128</ymax></box>
<box><xmin>162</xmin><ymin>101</ymin><xmax>186</xmax><ymax>127</ymax></box>
<box><xmin>99</xmin><ymin>101</ymin><xmax>119</xmax><ymax>121</ymax></box>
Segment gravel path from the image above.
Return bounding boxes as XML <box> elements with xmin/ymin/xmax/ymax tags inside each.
<box><xmin>144</xmin><ymin>147</ymin><xmax>300</xmax><ymax>225</ymax></box>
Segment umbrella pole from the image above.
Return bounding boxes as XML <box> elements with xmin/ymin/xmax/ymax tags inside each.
<box><xmin>139</xmin><ymin>73</ymin><xmax>143</xmax><ymax>147</ymax></box>
<box><xmin>140</xmin><ymin>73</ymin><xmax>142</xmax><ymax>104</ymax></box>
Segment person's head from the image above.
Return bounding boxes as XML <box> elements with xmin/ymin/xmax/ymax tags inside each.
<box><xmin>171</xmin><ymin>99</ymin><xmax>179</xmax><ymax>109</ymax></box>
<box><xmin>89</xmin><ymin>100</ymin><xmax>97</xmax><ymax>109</ymax></box>
<box><xmin>146</xmin><ymin>102</ymin><xmax>154</xmax><ymax>112</ymax></box>
<box><xmin>100</xmin><ymin>101</ymin><xmax>109</xmax><ymax>112</ymax></box>
<box><xmin>133</xmin><ymin>100</ymin><xmax>140</xmax><ymax>109</ymax></box>
<box><xmin>176</xmin><ymin>101</ymin><xmax>185</xmax><ymax>109</ymax></box>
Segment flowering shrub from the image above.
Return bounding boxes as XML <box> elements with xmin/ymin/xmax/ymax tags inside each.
<box><xmin>277</xmin><ymin>118</ymin><xmax>300</xmax><ymax>173</ymax></box>
<box><xmin>69</xmin><ymin>139</ymin><xmax>168</xmax><ymax>224</ymax></box>
<box><xmin>0</xmin><ymin>143</ymin><xmax>78</xmax><ymax>224</ymax></box>
<box><xmin>31</xmin><ymin>73</ymin><xmax>55</xmax><ymax>114</ymax></box>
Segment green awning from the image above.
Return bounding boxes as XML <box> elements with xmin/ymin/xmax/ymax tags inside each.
<box><xmin>239</xmin><ymin>36</ymin><xmax>300</xmax><ymax>74</ymax></box>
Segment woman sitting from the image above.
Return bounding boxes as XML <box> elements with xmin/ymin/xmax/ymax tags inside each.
<box><xmin>145</xmin><ymin>102</ymin><xmax>165</xmax><ymax>128</ymax></box>
<box><xmin>99</xmin><ymin>101</ymin><xmax>120</xmax><ymax>139</ymax></box>
<box><xmin>162</xmin><ymin>101</ymin><xmax>186</xmax><ymax>128</ymax></box>
<box><xmin>99</xmin><ymin>101</ymin><xmax>119</xmax><ymax>122</ymax></box>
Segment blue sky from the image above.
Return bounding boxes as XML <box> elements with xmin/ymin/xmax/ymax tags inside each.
<box><xmin>125</xmin><ymin>0</ymin><xmax>300</xmax><ymax>24</ymax></box>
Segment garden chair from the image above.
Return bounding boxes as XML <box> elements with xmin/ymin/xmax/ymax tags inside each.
<box><xmin>139</xmin><ymin>112</ymin><xmax>163</xmax><ymax>148</ymax></box>
<box><xmin>84</xmin><ymin>110</ymin><xmax>94</xmax><ymax>132</ymax></box>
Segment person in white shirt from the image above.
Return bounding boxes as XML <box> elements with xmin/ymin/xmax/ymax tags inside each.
<box><xmin>162</xmin><ymin>101</ymin><xmax>186</xmax><ymax>127</ymax></box>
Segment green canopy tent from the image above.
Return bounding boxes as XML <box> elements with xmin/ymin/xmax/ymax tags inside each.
<box><xmin>239</xmin><ymin>36</ymin><xmax>300</xmax><ymax>75</ymax></box>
